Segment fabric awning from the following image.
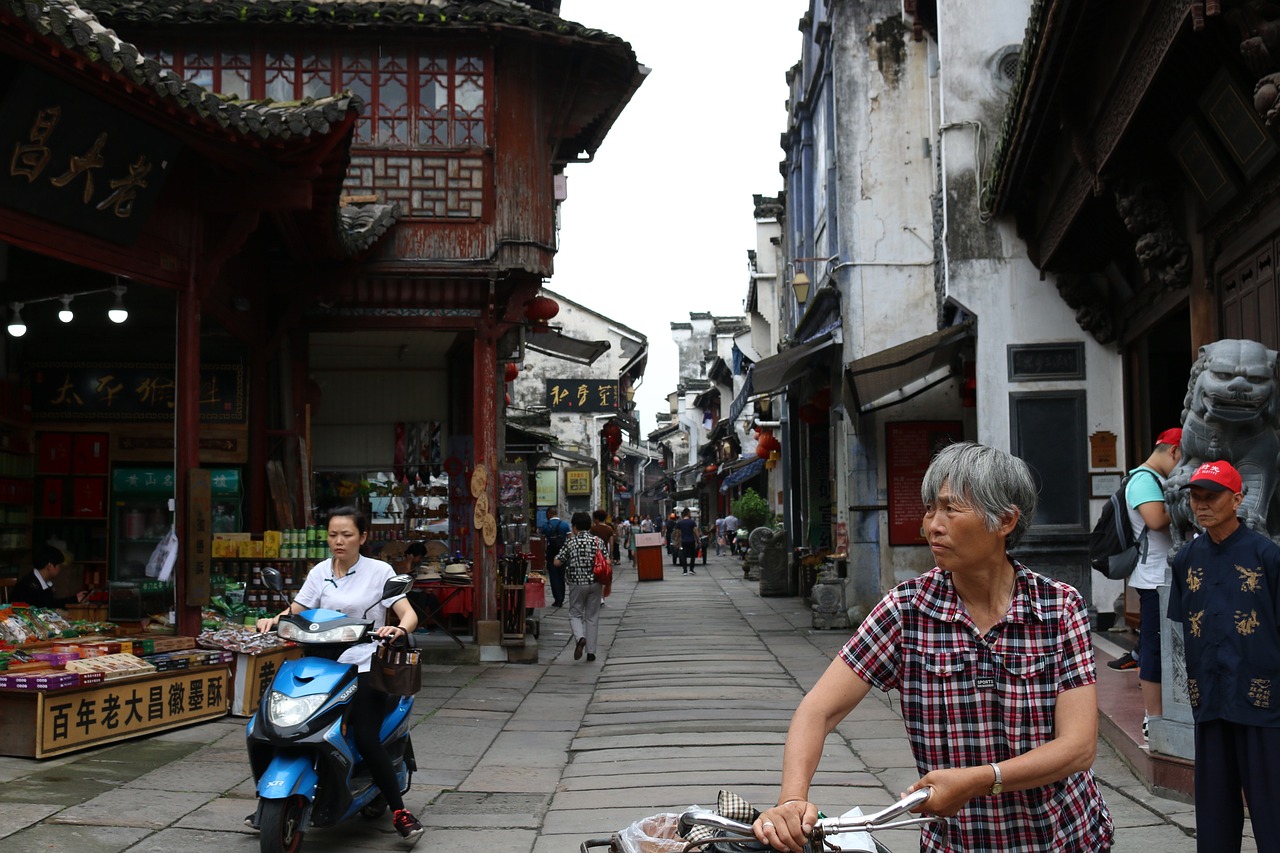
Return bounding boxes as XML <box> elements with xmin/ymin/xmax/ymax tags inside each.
<box><xmin>720</xmin><ymin>458</ymin><xmax>765</xmax><ymax>493</ymax></box>
<box><xmin>524</xmin><ymin>329</ymin><xmax>611</xmax><ymax>365</ymax></box>
<box><xmin>751</xmin><ymin>332</ymin><xmax>839</xmax><ymax>396</ymax></box>
<box><xmin>845</xmin><ymin>323</ymin><xmax>973</xmax><ymax>413</ymax></box>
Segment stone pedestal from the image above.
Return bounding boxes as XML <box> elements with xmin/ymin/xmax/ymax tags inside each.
<box><xmin>1151</xmin><ymin>583</ymin><xmax>1195</xmax><ymax>760</ymax></box>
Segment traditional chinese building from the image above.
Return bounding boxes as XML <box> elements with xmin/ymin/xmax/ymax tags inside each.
<box><xmin>0</xmin><ymin>0</ymin><xmax>644</xmax><ymax>654</ymax></box>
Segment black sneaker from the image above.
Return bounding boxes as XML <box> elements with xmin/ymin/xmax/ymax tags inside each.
<box><xmin>1107</xmin><ymin>651</ymin><xmax>1138</xmax><ymax>671</ymax></box>
<box><xmin>244</xmin><ymin>812</ymin><xmax>259</xmax><ymax>831</ymax></box>
<box><xmin>393</xmin><ymin>809</ymin><xmax>425</xmax><ymax>844</ymax></box>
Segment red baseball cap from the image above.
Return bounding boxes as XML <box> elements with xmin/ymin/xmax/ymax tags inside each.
<box><xmin>1156</xmin><ymin>428</ymin><xmax>1182</xmax><ymax>447</ymax></box>
<box><xmin>1189</xmin><ymin>460</ymin><xmax>1242</xmax><ymax>494</ymax></box>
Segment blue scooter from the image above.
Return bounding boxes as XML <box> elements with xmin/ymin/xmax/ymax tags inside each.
<box><xmin>245</xmin><ymin>567</ymin><xmax>418</xmax><ymax>853</ymax></box>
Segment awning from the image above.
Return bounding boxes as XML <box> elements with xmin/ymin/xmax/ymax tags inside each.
<box><xmin>547</xmin><ymin>446</ymin><xmax>599</xmax><ymax>469</ymax></box>
<box><xmin>727</xmin><ymin>368</ymin><xmax>754</xmax><ymax>424</ymax></box>
<box><xmin>751</xmin><ymin>332</ymin><xmax>839</xmax><ymax>396</ymax></box>
<box><xmin>671</xmin><ymin>487</ymin><xmax>700</xmax><ymax>501</ymax></box>
<box><xmin>720</xmin><ymin>458</ymin><xmax>765</xmax><ymax>493</ymax></box>
<box><xmin>524</xmin><ymin>329</ymin><xmax>611</xmax><ymax>365</ymax></box>
<box><xmin>845</xmin><ymin>323</ymin><xmax>973</xmax><ymax>413</ymax></box>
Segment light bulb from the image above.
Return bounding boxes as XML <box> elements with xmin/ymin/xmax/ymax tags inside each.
<box><xmin>7</xmin><ymin>302</ymin><xmax>26</xmax><ymax>337</ymax></box>
<box><xmin>58</xmin><ymin>295</ymin><xmax>74</xmax><ymax>323</ymax></box>
<box><xmin>108</xmin><ymin>284</ymin><xmax>128</xmax><ymax>324</ymax></box>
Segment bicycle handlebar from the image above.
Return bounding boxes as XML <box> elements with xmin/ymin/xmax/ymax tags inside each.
<box><xmin>678</xmin><ymin>788</ymin><xmax>942</xmax><ymax>847</ymax></box>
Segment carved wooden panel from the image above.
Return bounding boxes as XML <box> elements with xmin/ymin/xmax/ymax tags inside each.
<box><xmin>344</xmin><ymin>151</ymin><xmax>487</xmax><ymax>219</ymax></box>
<box><xmin>1220</xmin><ymin>236</ymin><xmax>1279</xmax><ymax>349</ymax></box>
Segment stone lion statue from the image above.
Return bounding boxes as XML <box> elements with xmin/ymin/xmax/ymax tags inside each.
<box><xmin>1166</xmin><ymin>339</ymin><xmax>1280</xmax><ymax>556</ymax></box>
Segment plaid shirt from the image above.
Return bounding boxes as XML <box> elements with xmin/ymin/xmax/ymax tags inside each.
<box><xmin>840</xmin><ymin>562</ymin><xmax>1113</xmax><ymax>852</ymax></box>
<box><xmin>557</xmin><ymin>531</ymin><xmax>604</xmax><ymax>585</ymax></box>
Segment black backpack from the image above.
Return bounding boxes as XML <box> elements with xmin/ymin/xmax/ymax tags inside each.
<box><xmin>1088</xmin><ymin>469</ymin><xmax>1155</xmax><ymax>579</ymax></box>
<box><xmin>543</xmin><ymin>519</ymin><xmax>569</xmax><ymax>563</ymax></box>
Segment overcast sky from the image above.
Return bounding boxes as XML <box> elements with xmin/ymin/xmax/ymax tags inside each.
<box><xmin>552</xmin><ymin>0</ymin><xmax>809</xmax><ymax>433</ymax></box>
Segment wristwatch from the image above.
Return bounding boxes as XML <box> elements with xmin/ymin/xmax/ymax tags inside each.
<box><xmin>988</xmin><ymin>762</ymin><xmax>1003</xmax><ymax>795</ymax></box>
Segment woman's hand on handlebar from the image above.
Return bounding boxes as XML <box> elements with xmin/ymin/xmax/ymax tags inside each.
<box><xmin>374</xmin><ymin>625</ymin><xmax>408</xmax><ymax>640</ymax></box>
<box><xmin>256</xmin><ymin>610</ymin><xmax>290</xmax><ymax>634</ymax></box>
<box><xmin>753</xmin><ymin>798</ymin><xmax>816</xmax><ymax>853</ymax></box>
<box><xmin>904</xmin><ymin>766</ymin><xmax>986</xmax><ymax>817</ymax></box>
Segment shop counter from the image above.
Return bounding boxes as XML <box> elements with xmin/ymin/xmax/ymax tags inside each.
<box><xmin>0</xmin><ymin>664</ymin><xmax>231</xmax><ymax>758</ymax></box>
<box><xmin>229</xmin><ymin>644</ymin><xmax>304</xmax><ymax>717</ymax></box>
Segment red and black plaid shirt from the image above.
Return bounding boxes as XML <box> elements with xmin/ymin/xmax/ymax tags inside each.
<box><xmin>840</xmin><ymin>562</ymin><xmax>1114</xmax><ymax>852</ymax></box>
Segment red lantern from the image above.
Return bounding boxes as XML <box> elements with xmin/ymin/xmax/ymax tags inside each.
<box><xmin>613</xmin><ymin>455</ymin><xmax>622</xmax><ymax>466</ymax></box>
<box><xmin>504</xmin><ymin>392</ymin><xmax>511</xmax><ymax>406</ymax></box>
<box><xmin>504</xmin><ymin>362</ymin><xmax>519</xmax><ymax>382</ymax></box>
<box><xmin>524</xmin><ymin>295</ymin><xmax>559</xmax><ymax>333</ymax></box>
<box><xmin>602</xmin><ymin>421</ymin><xmax>623</xmax><ymax>454</ymax></box>
<box><xmin>704</xmin><ymin>463</ymin><xmax>718</xmax><ymax>477</ymax></box>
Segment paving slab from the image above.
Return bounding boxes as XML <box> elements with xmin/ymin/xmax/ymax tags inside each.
<box><xmin>48</xmin><ymin>787</ymin><xmax>213</xmax><ymax>828</ymax></box>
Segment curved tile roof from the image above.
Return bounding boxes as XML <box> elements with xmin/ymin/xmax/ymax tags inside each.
<box><xmin>78</xmin><ymin>0</ymin><xmax>630</xmax><ymax>48</ymax></box>
<box><xmin>2</xmin><ymin>0</ymin><xmax>364</xmax><ymax>141</ymax></box>
<box><xmin>339</xmin><ymin>202</ymin><xmax>401</xmax><ymax>255</ymax></box>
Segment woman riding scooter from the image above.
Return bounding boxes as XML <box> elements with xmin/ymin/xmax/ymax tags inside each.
<box><xmin>254</xmin><ymin>506</ymin><xmax>424</xmax><ymax>844</ymax></box>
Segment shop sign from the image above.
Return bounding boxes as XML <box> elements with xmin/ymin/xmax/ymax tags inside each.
<box><xmin>544</xmin><ymin>379</ymin><xmax>619</xmax><ymax>413</ymax></box>
<box><xmin>565</xmin><ymin>467</ymin><xmax>592</xmax><ymax>496</ymax></box>
<box><xmin>0</xmin><ymin>67</ymin><xmax>178</xmax><ymax>245</ymax></box>
<box><xmin>534</xmin><ymin>469</ymin><xmax>558</xmax><ymax>506</ymax></box>
<box><xmin>37</xmin><ymin>668</ymin><xmax>229</xmax><ymax>757</ymax></box>
<box><xmin>28</xmin><ymin>361</ymin><xmax>245</xmax><ymax>422</ymax></box>
<box><xmin>231</xmin><ymin>646</ymin><xmax>304</xmax><ymax>717</ymax></box>
<box><xmin>187</xmin><ymin>468</ymin><xmax>211</xmax><ymax>606</ymax></box>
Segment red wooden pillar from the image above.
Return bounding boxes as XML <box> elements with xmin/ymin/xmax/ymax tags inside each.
<box><xmin>175</xmin><ymin>272</ymin><xmax>202</xmax><ymax>636</ymax></box>
<box><xmin>472</xmin><ymin>316</ymin><xmax>499</xmax><ymax>638</ymax></box>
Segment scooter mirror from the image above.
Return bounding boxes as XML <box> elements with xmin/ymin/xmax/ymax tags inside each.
<box><xmin>261</xmin><ymin>566</ymin><xmax>285</xmax><ymax>592</ymax></box>
<box><xmin>381</xmin><ymin>574</ymin><xmax>413</xmax><ymax>602</ymax></box>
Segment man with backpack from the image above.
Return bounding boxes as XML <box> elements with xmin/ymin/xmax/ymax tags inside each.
<box><xmin>1109</xmin><ymin>427</ymin><xmax>1182</xmax><ymax>741</ymax></box>
<box><xmin>541</xmin><ymin>508</ymin><xmax>571</xmax><ymax>608</ymax></box>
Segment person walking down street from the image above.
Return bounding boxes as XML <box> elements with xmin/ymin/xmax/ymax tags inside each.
<box><xmin>724</xmin><ymin>513</ymin><xmax>741</xmax><ymax>555</ymax></box>
<box><xmin>621</xmin><ymin>516</ymin><xmax>635</xmax><ymax>563</ymax></box>
<box><xmin>555</xmin><ymin>511</ymin><xmax>605</xmax><ymax>663</ymax></box>
<box><xmin>699</xmin><ymin>519</ymin><xmax>711</xmax><ymax>565</ymax></box>
<box><xmin>714</xmin><ymin>516</ymin><xmax>726</xmax><ymax>556</ymax></box>
<box><xmin>1109</xmin><ymin>427</ymin><xmax>1181</xmax><ymax>741</ymax></box>
<box><xmin>675</xmin><ymin>508</ymin><xmax>699</xmax><ymax>575</ymax></box>
<box><xmin>253</xmin><ymin>506</ymin><xmax>425</xmax><ymax>843</ymax></box>
<box><xmin>1169</xmin><ymin>460</ymin><xmax>1280</xmax><ymax>853</ymax></box>
<box><xmin>540</xmin><ymin>509</ymin><xmax>571</xmax><ymax>608</ymax></box>
<box><xmin>640</xmin><ymin>514</ymin><xmax>653</xmax><ymax>533</ymax></box>
<box><xmin>752</xmin><ymin>442</ymin><xmax>1113</xmax><ymax>853</ymax></box>
<box><xmin>665</xmin><ymin>513</ymin><xmax>679</xmax><ymax>565</ymax></box>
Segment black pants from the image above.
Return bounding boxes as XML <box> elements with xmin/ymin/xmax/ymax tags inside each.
<box><xmin>679</xmin><ymin>541</ymin><xmax>697</xmax><ymax>570</ymax></box>
<box><xmin>352</xmin><ymin>673</ymin><xmax>405</xmax><ymax>812</ymax></box>
<box><xmin>548</xmin><ymin>562</ymin><xmax>566</xmax><ymax>605</ymax></box>
<box><xmin>1193</xmin><ymin>719</ymin><xmax>1280</xmax><ymax>853</ymax></box>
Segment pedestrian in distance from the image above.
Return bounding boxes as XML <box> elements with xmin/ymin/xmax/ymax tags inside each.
<box><xmin>555</xmin><ymin>511</ymin><xmax>605</xmax><ymax>663</ymax></box>
<box><xmin>714</xmin><ymin>516</ymin><xmax>726</xmax><ymax>556</ymax></box>
<box><xmin>665</xmin><ymin>512</ymin><xmax>679</xmax><ymax>565</ymax></box>
<box><xmin>1169</xmin><ymin>460</ymin><xmax>1280</xmax><ymax>853</ymax></box>
<box><xmin>1107</xmin><ymin>427</ymin><xmax>1182</xmax><ymax>743</ymax></box>
<box><xmin>752</xmin><ymin>442</ymin><xmax>1113</xmax><ymax>853</ymax></box>
<box><xmin>540</xmin><ymin>508</ymin><xmax>570</xmax><ymax>608</ymax></box>
<box><xmin>724</xmin><ymin>512</ymin><xmax>741</xmax><ymax>555</ymax></box>
<box><xmin>675</xmin><ymin>508</ymin><xmax>699</xmax><ymax>575</ymax></box>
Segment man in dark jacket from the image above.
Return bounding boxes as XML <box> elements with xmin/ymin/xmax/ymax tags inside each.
<box><xmin>540</xmin><ymin>510</ymin><xmax>571</xmax><ymax>607</ymax></box>
<box><xmin>14</xmin><ymin>545</ymin><xmax>87</xmax><ymax>609</ymax></box>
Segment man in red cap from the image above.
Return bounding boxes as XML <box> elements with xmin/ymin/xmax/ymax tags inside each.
<box><xmin>1169</xmin><ymin>460</ymin><xmax>1280</xmax><ymax>852</ymax></box>
<box><xmin>1107</xmin><ymin>428</ymin><xmax>1182</xmax><ymax>741</ymax></box>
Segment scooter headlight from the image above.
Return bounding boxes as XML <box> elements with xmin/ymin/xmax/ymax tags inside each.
<box><xmin>267</xmin><ymin>690</ymin><xmax>327</xmax><ymax>727</ymax></box>
<box><xmin>277</xmin><ymin>621</ymin><xmax>366</xmax><ymax>643</ymax></box>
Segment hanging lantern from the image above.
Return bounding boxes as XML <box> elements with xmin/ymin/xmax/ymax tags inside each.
<box><xmin>504</xmin><ymin>392</ymin><xmax>511</xmax><ymax>406</ymax></box>
<box><xmin>602</xmin><ymin>421</ymin><xmax>623</xmax><ymax>454</ymax></box>
<box><xmin>613</xmin><ymin>455</ymin><xmax>622</xmax><ymax>466</ymax></box>
<box><xmin>504</xmin><ymin>362</ymin><xmax>519</xmax><ymax>382</ymax></box>
<box><xmin>524</xmin><ymin>295</ymin><xmax>559</xmax><ymax>333</ymax></box>
<box><xmin>704</xmin><ymin>463</ymin><xmax>718</xmax><ymax>478</ymax></box>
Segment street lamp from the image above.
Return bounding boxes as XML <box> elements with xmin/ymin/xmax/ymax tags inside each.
<box><xmin>790</xmin><ymin>256</ymin><xmax>838</xmax><ymax>305</ymax></box>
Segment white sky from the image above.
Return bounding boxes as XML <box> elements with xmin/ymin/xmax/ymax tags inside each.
<box><xmin>552</xmin><ymin>0</ymin><xmax>810</xmax><ymax>434</ymax></box>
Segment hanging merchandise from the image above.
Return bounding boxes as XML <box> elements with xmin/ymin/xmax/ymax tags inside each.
<box><xmin>147</xmin><ymin>526</ymin><xmax>179</xmax><ymax>582</ymax></box>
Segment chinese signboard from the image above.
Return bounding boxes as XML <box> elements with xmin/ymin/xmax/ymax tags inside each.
<box><xmin>230</xmin><ymin>646</ymin><xmax>304</xmax><ymax>716</ymax></box>
<box><xmin>565</xmin><ymin>468</ymin><xmax>593</xmax><ymax>496</ymax></box>
<box><xmin>544</xmin><ymin>379</ymin><xmax>619</xmax><ymax>413</ymax></box>
<box><xmin>28</xmin><ymin>361</ymin><xmax>245</xmax><ymax>422</ymax></box>
<box><xmin>885</xmin><ymin>421</ymin><xmax>963</xmax><ymax>546</ymax></box>
<box><xmin>1</xmin><ymin>67</ymin><xmax>178</xmax><ymax>244</ymax></box>
<box><xmin>33</xmin><ymin>668</ymin><xmax>229</xmax><ymax>757</ymax></box>
<box><xmin>187</xmin><ymin>469</ymin><xmax>211</xmax><ymax>607</ymax></box>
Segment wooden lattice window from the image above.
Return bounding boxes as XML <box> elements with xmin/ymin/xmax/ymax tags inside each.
<box><xmin>150</xmin><ymin>43</ymin><xmax>489</xmax><ymax>149</ymax></box>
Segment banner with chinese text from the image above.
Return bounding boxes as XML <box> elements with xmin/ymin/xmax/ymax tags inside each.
<box><xmin>28</xmin><ymin>362</ymin><xmax>245</xmax><ymax>422</ymax></box>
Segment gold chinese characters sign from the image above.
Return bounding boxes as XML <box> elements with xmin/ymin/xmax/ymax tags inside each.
<box><xmin>21</xmin><ymin>668</ymin><xmax>231</xmax><ymax>758</ymax></box>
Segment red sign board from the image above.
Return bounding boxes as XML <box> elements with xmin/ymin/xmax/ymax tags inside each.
<box><xmin>886</xmin><ymin>421</ymin><xmax>963</xmax><ymax>546</ymax></box>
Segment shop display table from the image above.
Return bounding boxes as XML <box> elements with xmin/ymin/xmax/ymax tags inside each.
<box><xmin>0</xmin><ymin>664</ymin><xmax>230</xmax><ymax>758</ymax></box>
<box><xmin>409</xmin><ymin>580</ymin><xmax>474</xmax><ymax>649</ymax></box>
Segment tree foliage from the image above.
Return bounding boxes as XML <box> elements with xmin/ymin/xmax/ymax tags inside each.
<box><xmin>732</xmin><ymin>488</ymin><xmax>771</xmax><ymax>531</ymax></box>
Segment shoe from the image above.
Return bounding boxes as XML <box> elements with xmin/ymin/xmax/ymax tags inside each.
<box><xmin>1107</xmin><ymin>651</ymin><xmax>1138</xmax><ymax>671</ymax></box>
<box><xmin>586</xmin><ymin>653</ymin><xmax>596</xmax><ymax>661</ymax></box>
<box><xmin>393</xmin><ymin>808</ymin><xmax>425</xmax><ymax>844</ymax></box>
<box><xmin>1142</xmin><ymin>713</ymin><xmax>1150</xmax><ymax>741</ymax></box>
<box><xmin>574</xmin><ymin>637</ymin><xmax>586</xmax><ymax>660</ymax></box>
<box><xmin>553</xmin><ymin>601</ymin><xmax>563</xmax><ymax>608</ymax></box>
<box><xmin>244</xmin><ymin>813</ymin><xmax>259</xmax><ymax>831</ymax></box>
<box><xmin>682</xmin><ymin>570</ymin><xmax>688</xmax><ymax>575</ymax></box>
<box><xmin>689</xmin><ymin>569</ymin><xmax>696</xmax><ymax>574</ymax></box>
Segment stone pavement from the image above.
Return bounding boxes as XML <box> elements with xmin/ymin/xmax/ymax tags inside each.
<box><xmin>0</xmin><ymin>551</ymin><xmax>1251</xmax><ymax>853</ymax></box>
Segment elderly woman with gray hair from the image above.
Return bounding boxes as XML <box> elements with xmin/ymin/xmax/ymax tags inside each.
<box><xmin>753</xmin><ymin>442</ymin><xmax>1114</xmax><ymax>853</ymax></box>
